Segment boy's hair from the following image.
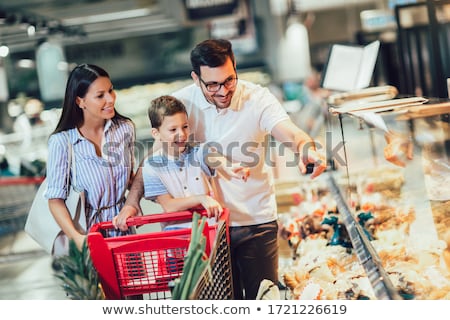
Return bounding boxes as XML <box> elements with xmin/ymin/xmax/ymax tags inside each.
<box><xmin>148</xmin><ymin>95</ymin><xmax>188</xmax><ymax>129</ymax></box>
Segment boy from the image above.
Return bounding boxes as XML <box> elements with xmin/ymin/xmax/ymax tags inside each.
<box><xmin>114</xmin><ymin>95</ymin><xmax>248</xmax><ymax>230</ymax></box>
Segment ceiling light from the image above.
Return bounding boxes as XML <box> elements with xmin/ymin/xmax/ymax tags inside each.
<box><xmin>0</xmin><ymin>45</ymin><xmax>10</xmax><ymax>57</ymax></box>
<box><xmin>27</xmin><ymin>24</ymin><xmax>36</xmax><ymax>37</ymax></box>
<box><xmin>17</xmin><ymin>59</ymin><xmax>35</xmax><ymax>69</ymax></box>
<box><xmin>63</xmin><ymin>8</ymin><xmax>154</xmax><ymax>25</ymax></box>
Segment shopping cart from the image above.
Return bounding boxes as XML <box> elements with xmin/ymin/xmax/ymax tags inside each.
<box><xmin>0</xmin><ymin>176</ymin><xmax>44</xmax><ymax>237</ymax></box>
<box><xmin>87</xmin><ymin>208</ymin><xmax>233</xmax><ymax>300</ymax></box>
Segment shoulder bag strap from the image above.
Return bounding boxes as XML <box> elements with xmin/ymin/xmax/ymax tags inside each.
<box><xmin>63</xmin><ymin>131</ymin><xmax>76</xmax><ymax>190</ymax></box>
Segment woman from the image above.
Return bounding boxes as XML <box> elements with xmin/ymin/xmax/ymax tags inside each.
<box><xmin>45</xmin><ymin>63</ymin><xmax>135</xmax><ymax>255</ymax></box>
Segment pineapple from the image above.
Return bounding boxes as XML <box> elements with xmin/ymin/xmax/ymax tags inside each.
<box><xmin>52</xmin><ymin>239</ymin><xmax>105</xmax><ymax>300</ymax></box>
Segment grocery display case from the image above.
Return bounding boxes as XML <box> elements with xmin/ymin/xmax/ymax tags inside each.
<box><xmin>329</xmin><ymin>96</ymin><xmax>450</xmax><ymax>298</ymax></box>
<box><xmin>279</xmin><ymin>93</ymin><xmax>450</xmax><ymax>300</ymax></box>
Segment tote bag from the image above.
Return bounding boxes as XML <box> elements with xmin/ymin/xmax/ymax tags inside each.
<box><xmin>25</xmin><ymin>180</ymin><xmax>86</xmax><ymax>254</ymax></box>
<box><xmin>24</xmin><ymin>132</ymin><xmax>87</xmax><ymax>255</ymax></box>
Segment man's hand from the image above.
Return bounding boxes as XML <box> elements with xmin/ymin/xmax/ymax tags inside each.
<box><xmin>298</xmin><ymin>146</ymin><xmax>327</xmax><ymax>179</ymax></box>
<box><xmin>196</xmin><ymin>195</ymin><xmax>223</xmax><ymax>221</ymax></box>
<box><xmin>271</xmin><ymin>119</ymin><xmax>327</xmax><ymax>179</ymax></box>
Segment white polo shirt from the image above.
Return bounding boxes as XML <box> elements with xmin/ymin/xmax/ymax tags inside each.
<box><xmin>173</xmin><ymin>79</ymin><xmax>289</xmax><ymax>226</ymax></box>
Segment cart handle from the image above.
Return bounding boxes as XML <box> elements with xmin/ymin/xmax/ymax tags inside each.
<box><xmin>89</xmin><ymin>208</ymin><xmax>228</xmax><ymax>232</ymax></box>
<box><xmin>0</xmin><ymin>176</ymin><xmax>45</xmax><ymax>186</ymax></box>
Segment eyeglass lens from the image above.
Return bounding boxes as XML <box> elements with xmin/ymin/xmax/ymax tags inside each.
<box><xmin>204</xmin><ymin>77</ymin><xmax>237</xmax><ymax>92</ymax></box>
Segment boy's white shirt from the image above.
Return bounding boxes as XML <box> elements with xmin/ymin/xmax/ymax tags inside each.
<box><xmin>143</xmin><ymin>144</ymin><xmax>218</xmax><ymax>229</ymax></box>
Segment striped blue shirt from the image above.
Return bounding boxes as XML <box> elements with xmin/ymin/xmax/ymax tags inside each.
<box><xmin>44</xmin><ymin>119</ymin><xmax>135</xmax><ymax>236</ymax></box>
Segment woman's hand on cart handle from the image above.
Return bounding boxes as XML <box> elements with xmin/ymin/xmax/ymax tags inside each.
<box><xmin>113</xmin><ymin>205</ymin><xmax>139</xmax><ymax>231</ymax></box>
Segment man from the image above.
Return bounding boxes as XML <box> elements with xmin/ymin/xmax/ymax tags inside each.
<box><xmin>115</xmin><ymin>39</ymin><xmax>326</xmax><ymax>299</ymax></box>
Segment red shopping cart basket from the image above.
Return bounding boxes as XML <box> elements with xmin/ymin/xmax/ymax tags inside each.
<box><xmin>87</xmin><ymin>208</ymin><xmax>233</xmax><ymax>300</ymax></box>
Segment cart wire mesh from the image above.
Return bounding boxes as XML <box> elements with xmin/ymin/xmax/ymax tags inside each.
<box><xmin>113</xmin><ymin>236</ymin><xmax>191</xmax><ymax>299</ymax></box>
<box><xmin>190</xmin><ymin>217</ymin><xmax>233</xmax><ymax>299</ymax></box>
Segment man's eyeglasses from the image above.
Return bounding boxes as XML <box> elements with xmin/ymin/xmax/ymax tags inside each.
<box><xmin>199</xmin><ymin>76</ymin><xmax>238</xmax><ymax>92</ymax></box>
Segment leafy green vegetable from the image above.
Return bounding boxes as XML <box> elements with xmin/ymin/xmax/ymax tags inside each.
<box><xmin>172</xmin><ymin>212</ymin><xmax>210</xmax><ymax>299</ymax></box>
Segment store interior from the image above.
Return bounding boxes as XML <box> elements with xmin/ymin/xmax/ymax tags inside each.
<box><xmin>0</xmin><ymin>0</ymin><xmax>449</xmax><ymax>300</ymax></box>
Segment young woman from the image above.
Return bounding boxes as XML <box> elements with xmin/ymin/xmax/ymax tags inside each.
<box><xmin>45</xmin><ymin>63</ymin><xmax>135</xmax><ymax>255</ymax></box>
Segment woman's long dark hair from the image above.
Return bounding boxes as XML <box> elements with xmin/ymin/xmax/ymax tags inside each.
<box><xmin>52</xmin><ymin>63</ymin><xmax>131</xmax><ymax>134</ymax></box>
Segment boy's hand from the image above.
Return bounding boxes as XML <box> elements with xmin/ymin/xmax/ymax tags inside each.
<box><xmin>229</xmin><ymin>165</ymin><xmax>250</xmax><ymax>182</ymax></box>
<box><xmin>198</xmin><ymin>195</ymin><xmax>223</xmax><ymax>221</ymax></box>
<box><xmin>206</xmin><ymin>151</ymin><xmax>250</xmax><ymax>182</ymax></box>
<box><xmin>298</xmin><ymin>146</ymin><xmax>327</xmax><ymax>179</ymax></box>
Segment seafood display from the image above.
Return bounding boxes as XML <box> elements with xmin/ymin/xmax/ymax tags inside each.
<box><xmin>278</xmin><ymin>167</ymin><xmax>450</xmax><ymax>300</ymax></box>
<box><xmin>277</xmin><ymin>85</ymin><xmax>450</xmax><ymax>300</ymax></box>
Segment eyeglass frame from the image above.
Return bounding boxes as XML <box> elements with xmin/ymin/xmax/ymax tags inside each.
<box><xmin>198</xmin><ymin>74</ymin><xmax>238</xmax><ymax>92</ymax></box>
